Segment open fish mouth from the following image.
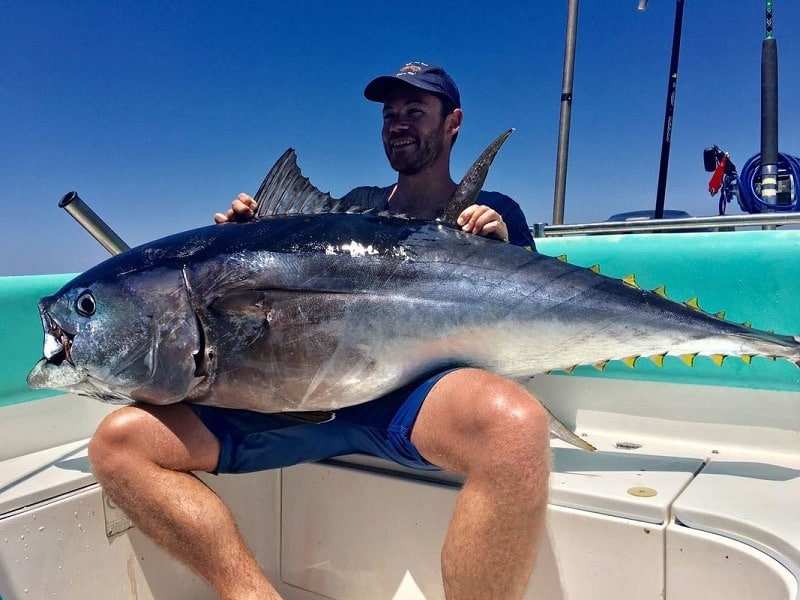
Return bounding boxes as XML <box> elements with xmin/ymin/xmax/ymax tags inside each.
<box><xmin>42</xmin><ymin>312</ymin><xmax>74</xmax><ymax>366</ymax></box>
<box><xmin>27</xmin><ymin>311</ymin><xmax>86</xmax><ymax>391</ymax></box>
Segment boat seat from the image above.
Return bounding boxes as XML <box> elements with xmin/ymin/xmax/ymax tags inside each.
<box><xmin>0</xmin><ymin>439</ymin><xmax>94</xmax><ymax>517</ymax></box>
<box><xmin>673</xmin><ymin>457</ymin><xmax>800</xmax><ymax>583</ymax></box>
<box><xmin>0</xmin><ymin>393</ymin><xmax>113</xmax><ymax>517</ymax></box>
<box><xmin>327</xmin><ymin>440</ymin><xmax>800</xmax><ymax>587</ymax></box>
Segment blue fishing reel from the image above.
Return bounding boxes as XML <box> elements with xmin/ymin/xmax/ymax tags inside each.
<box><xmin>705</xmin><ymin>145</ymin><xmax>800</xmax><ymax>215</ymax></box>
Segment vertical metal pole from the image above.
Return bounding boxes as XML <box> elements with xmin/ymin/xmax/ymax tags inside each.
<box><xmin>654</xmin><ymin>0</ymin><xmax>685</xmax><ymax>219</ymax></box>
<box><xmin>553</xmin><ymin>0</ymin><xmax>579</xmax><ymax>225</ymax></box>
<box><xmin>760</xmin><ymin>0</ymin><xmax>779</xmax><ymax>204</ymax></box>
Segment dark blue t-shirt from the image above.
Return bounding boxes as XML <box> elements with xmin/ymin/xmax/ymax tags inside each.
<box><xmin>342</xmin><ymin>185</ymin><xmax>535</xmax><ymax>250</ymax></box>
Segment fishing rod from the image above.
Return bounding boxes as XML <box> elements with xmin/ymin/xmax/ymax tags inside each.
<box><xmin>652</xmin><ymin>0</ymin><xmax>685</xmax><ymax>220</ymax></box>
<box><xmin>703</xmin><ymin>1</ymin><xmax>799</xmax><ymax>215</ymax></box>
<box><xmin>760</xmin><ymin>0</ymin><xmax>780</xmax><ymax>204</ymax></box>
<box><xmin>59</xmin><ymin>191</ymin><xmax>130</xmax><ymax>256</ymax></box>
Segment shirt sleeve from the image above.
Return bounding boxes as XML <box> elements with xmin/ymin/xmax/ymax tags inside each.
<box><xmin>342</xmin><ymin>186</ymin><xmax>392</xmax><ymax>211</ymax></box>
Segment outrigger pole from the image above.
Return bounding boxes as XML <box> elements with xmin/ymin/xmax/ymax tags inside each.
<box><xmin>760</xmin><ymin>0</ymin><xmax>779</xmax><ymax>204</ymax></box>
<box><xmin>552</xmin><ymin>0</ymin><xmax>579</xmax><ymax>225</ymax></box>
<box><xmin>553</xmin><ymin>1</ymin><xmax>685</xmax><ymax>223</ymax></box>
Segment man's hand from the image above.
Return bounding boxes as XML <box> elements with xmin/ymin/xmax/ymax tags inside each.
<box><xmin>213</xmin><ymin>193</ymin><xmax>257</xmax><ymax>224</ymax></box>
<box><xmin>457</xmin><ymin>205</ymin><xmax>509</xmax><ymax>242</ymax></box>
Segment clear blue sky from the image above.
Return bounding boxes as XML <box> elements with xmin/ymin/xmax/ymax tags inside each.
<box><xmin>2</xmin><ymin>1</ymin><xmax>799</xmax><ymax>275</ymax></box>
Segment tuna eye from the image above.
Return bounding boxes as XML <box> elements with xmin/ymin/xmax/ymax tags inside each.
<box><xmin>75</xmin><ymin>291</ymin><xmax>96</xmax><ymax>317</ymax></box>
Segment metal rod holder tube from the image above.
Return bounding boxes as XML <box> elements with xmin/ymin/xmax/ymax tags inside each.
<box><xmin>59</xmin><ymin>191</ymin><xmax>131</xmax><ymax>256</ymax></box>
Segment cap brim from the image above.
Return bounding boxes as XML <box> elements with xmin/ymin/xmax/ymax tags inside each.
<box><xmin>363</xmin><ymin>76</ymin><xmax>438</xmax><ymax>103</ymax></box>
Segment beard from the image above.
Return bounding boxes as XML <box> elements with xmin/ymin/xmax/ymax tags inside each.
<box><xmin>383</xmin><ymin>121</ymin><xmax>447</xmax><ymax>175</ymax></box>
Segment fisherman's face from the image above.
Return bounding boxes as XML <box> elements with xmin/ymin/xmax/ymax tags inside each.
<box><xmin>381</xmin><ymin>87</ymin><xmax>458</xmax><ymax>175</ymax></box>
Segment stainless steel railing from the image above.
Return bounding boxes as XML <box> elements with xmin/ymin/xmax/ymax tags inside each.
<box><xmin>532</xmin><ymin>212</ymin><xmax>800</xmax><ymax>237</ymax></box>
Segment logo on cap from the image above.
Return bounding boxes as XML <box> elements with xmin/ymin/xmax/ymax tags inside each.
<box><xmin>397</xmin><ymin>62</ymin><xmax>426</xmax><ymax>77</ymax></box>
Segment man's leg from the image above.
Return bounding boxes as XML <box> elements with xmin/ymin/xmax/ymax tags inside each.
<box><xmin>88</xmin><ymin>403</ymin><xmax>280</xmax><ymax>600</ymax></box>
<box><xmin>410</xmin><ymin>368</ymin><xmax>551</xmax><ymax>600</ymax></box>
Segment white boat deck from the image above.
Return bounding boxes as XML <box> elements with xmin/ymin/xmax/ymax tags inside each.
<box><xmin>1</xmin><ymin>374</ymin><xmax>797</xmax><ymax>599</ymax></box>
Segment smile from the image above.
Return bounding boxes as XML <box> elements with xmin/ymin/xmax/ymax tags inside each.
<box><xmin>390</xmin><ymin>138</ymin><xmax>416</xmax><ymax>148</ymax></box>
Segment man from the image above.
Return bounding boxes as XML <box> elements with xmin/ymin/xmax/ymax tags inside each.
<box><xmin>89</xmin><ymin>62</ymin><xmax>551</xmax><ymax>599</ymax></box>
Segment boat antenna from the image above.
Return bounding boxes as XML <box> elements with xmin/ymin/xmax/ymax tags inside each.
<box><xmin>760</xmin><ymin>0</ymin><xmax>779</xmax><ymax>205</ymax></box>
<box><xmin>653</xmin><ymin>0</ymin><xmax>685</xmax><ymax>220</ymax></box>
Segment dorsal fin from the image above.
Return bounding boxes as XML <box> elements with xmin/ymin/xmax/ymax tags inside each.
<box><xmin>440</xmin><ymin>129</ymin><xmax>514</xmax><ymax>224</ymax></box>
<box><xmin>254</xmin><ymin>148</ymin><xmax>341</xmax><ymax>218</ymax></box>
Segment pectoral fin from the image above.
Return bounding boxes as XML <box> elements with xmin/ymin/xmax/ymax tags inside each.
<box><xmin>543</xmin><ymin>402</ymin><xmax>596</xmax><ymax>451</ymax></box>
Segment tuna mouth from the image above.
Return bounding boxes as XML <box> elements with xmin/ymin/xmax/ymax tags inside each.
<box><xmin>42</xmin><ymin>312</ymin><xmax>74</xmax><ymax>366</ymax></box>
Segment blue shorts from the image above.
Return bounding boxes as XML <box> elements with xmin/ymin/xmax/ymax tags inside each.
<box><xmin>188</xmin><ymin>370</ymin><xmax>456</xmax><ymax>474</ymax></box>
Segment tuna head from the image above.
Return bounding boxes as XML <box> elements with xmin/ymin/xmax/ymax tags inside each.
<box><xmin>27</xmin><ymin>268</ymin><xmax>204</xmax><ymax>405</ymax></box>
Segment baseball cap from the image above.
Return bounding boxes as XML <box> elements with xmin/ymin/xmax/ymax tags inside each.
<box><xmin>364</xmin><ymin>62</ymin><xmax>461</xmax><ymax>108</ymax></box>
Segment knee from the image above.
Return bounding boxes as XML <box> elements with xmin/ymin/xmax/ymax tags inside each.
<box><xmin>457</xmin><ymin>373</ymin><xmax>550</xmax><ymax>473</ymax></box>
<box><xmin>485</xmin><ymin>402</ymin><xmax>550</xmax><ymax>497</ymax></box>
<box><xmin>88</xmin><ymin>406</ymin><xmax>150</xmax><ymax>476</ymax></box>
<box><xmin>414</xmin><ymin>369</ymin><xmax>551</xmax><ymax>481</ymax></box>
<box><xmin>472</xmin><ymin>376</ymin><xmax>548</xmax><ymax>447</ymax></box>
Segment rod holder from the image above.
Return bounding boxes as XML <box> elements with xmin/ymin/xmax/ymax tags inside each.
<box><xmin>59</xmin><ymin>191</ymin><xmax>131</xmax><ymax>256</ymax></box>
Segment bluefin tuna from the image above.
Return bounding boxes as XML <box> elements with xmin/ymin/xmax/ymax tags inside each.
<box><xmin>27</xmin><ymin>132</ymin><xmax>800</xmax><ymax>451</ymax></box>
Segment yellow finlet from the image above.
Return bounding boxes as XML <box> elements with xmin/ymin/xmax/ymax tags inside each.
<box><xmin>743</xmin><ymin>321</ymin><xmax>752</xmax><ymax>329</ymax></box>
<box><xmin>592</xmin><ymin>360</ymin><xmax>609</xmax><ymax>372</ymax></box>
<box><xmin>709</xmin><ymin>354</ymin><xmax>725</xmax><ymax>366</ymax></box>
<box><xmin>740</xmin><ymin>354</ymin><xmax>753</xmax><ymax>364</ymax></box>
<box><xmin>684</xmin><ymin>297</ymin><xmax>701</xmax><ymax>311</ymax></box>
<box><xmin>622</xmin><ymin>274</ymin><xmax>640</xmax><ymax>289</ymax></box>
<box><xmin>714</xmin><ymin>311</ymin><xmax>726</xmax><ymax>320</ymax></box>
<box><xmin>556</xmin><ymin>254</ymin><xmax>568</xmax><ymax>263</ymax></box>
<box><xmin>652</xmin><ymin>285</ymin><xmax>668</xmax><ymax>298</ymax></box>
<box><xmin>589</xmin><ymin>264</ymin><xmax>601</xmax><ymax>274</ymax></box>
<box><xmin>679</xmin><ymin>353</ymin><xmax>698</xmax><ymax>367</ymax></box>
<box><xmin>563</xmin><ymin>365</ymin><xmax>577</xmax><ymax>375</ymax></box>
<box><xmin>649</xmin><ymin>354</ymin><xmax>666</xmax><ymax>367</ymax></box>
<box><xmin>621</xmin><ymin>356</ymin><xmax>638</xmax><ymax>369</ymax></box>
